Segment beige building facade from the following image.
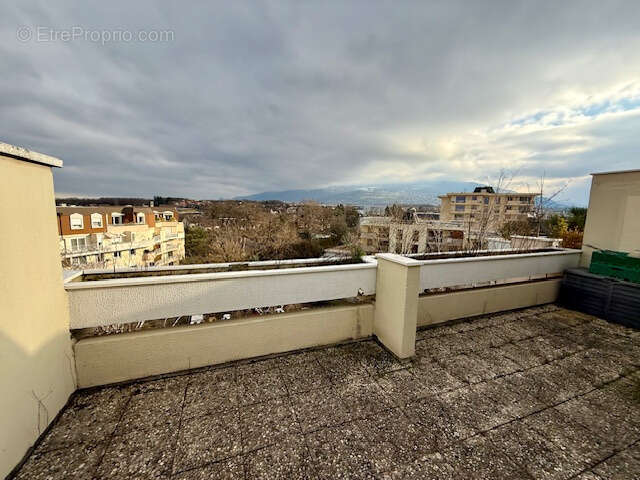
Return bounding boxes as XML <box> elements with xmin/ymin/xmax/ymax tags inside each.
<box><xmin>0</xmin><ymin>143</ymin><xmax>76</xmax><ymax>478</ymax></box>
<box><xmin>360</xmin><ymin>216</ymin><xmax>466</xmax><ymax>254</ymax></box>
<box><xmin>581</xmin><ymin>169</ymin><xmax>640</xmax><ymax>266</ymax></box>
<box><xmin>57</xmin><ymin>205</ymin><xmax>185</xmax><ymax>269</ymax></box>
<box><xmin>439</xmin><ymin>186</ymin><xmax>537</xmax><ymax>232</ymax></box>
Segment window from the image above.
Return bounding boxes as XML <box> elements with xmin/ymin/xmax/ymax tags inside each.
<box><xmin>454</xmin><ymin>214</ymin><xmax>463</xmax><ymax>219</ymax></box>
<box><xmin>412</xmin><ymin>230</ymin><xmax>419</xmax><ymax>242</ymax></box>
<box><xmin>136</xmin><ymin>213</ymin><xmax>146</xmax><ymax>224</ymax></box>
<box><xmin>114</xmin><ymin>251</ymin><xmax>122</xmax><ymax>258</ymax></box>
<box><xmin>367</xmin><ymin>239</ymin><xmax>373</xmax><ymax>246</ymax></box>
<box><xmin>519</xmin><ymin>196</ymin><xmax>530</xmax><ymax>202</ymax></box>
<box><xmin>455</xmin><ymin>196</ymin><xmax>466</xmax><ymax>203</ymax></box>
<box><xmin>111</xmin><ymin>213</ymin><xmax>123</xmax><ymax>225</ymax></box>
<box><xmin>495</xmin><ymin>198</ymin><xmax>501</xmax><ymax>204</ymax></box>
<box><xmin>507</xmin><ymin>196</ymin><xmax>514</xmax><ymax>201</ymax></box>
<box><xmin>130</xmin><ymin>249</ymin><xmax>136</xmax><ymax>256</ymax></box>
<box><xmin>472</xmin><ymin>196</ymin><xmax>477</xmax><ymax>201</ymax></box>
<box><xmin>90</xmin><ymin>213</ymin><xmax>103</xmax><ymax>228</ymax></box>
<box><xmin>70</xmin><ymin>237</ymin><xmax>87</xmax><ymax>251</ymax></box>
<box><xmin>163</xmin><ymin>211</ymin><xmax>174</xmax><ymax>221</ymax></box>
<box><xmin>168</xmin><ymin>251</ymin><xmax>174</xmax><ymax>258</ymax></box>
<box><xmin>70</xmin><ymin>213</ymin><xmax>84</xmax><ymax>230</ymax></box>
<box><xmin>455</xmin><ymin>205</ymin><xmax>465</xmax><ymax>211</ymax></box>
<box><xmin>471</xmin><ymin>205</ymin><xmax>477</xmax><ymax>210</ymax></box>
<box><xmin>484</xmin><ymin>197</ymin><xmax>489</xmax><ymax>205</ymax></box>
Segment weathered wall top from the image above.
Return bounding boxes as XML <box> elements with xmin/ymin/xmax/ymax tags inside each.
<box><xmin>0</xmin><ymin>141</ymin><xmax>63</xmax><ymax>168</ymax></box>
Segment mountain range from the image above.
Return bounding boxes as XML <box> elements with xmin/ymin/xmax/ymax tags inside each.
<box><xmin>235</xmin><ymin>180</ymin><xmax>571</xmax><ymax>209</ymax></box>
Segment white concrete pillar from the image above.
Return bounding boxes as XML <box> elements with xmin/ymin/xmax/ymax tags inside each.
<box><xmin>374</xmin><ymin>253</ymin><xmax>421</xmax><ymax>358</ymax></box>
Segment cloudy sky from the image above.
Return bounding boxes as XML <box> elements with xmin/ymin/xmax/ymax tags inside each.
<box><xmin>2</xmin><ymin>1</ymin><xmax>639</xmax><ymax>205</ymax></box>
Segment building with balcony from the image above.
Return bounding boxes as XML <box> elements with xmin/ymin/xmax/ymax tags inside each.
<box><xmin>360</xmin><ymin>215</ymin><xmax>468</xmax><ymax>255</ymax></box>
<box><xmin>439</xmin><ymin>186</ymin><xmax>538</xmax><ymax>232</ymax></box>
<box><xmin>2</xmin><ymin>141</ymin><xmax>639</xmax><ymax>479</ymax></box>
<box><xmin>56</xmin><ymin>205</ymin><xmax>185</xmax><ymax>269</ymax></box>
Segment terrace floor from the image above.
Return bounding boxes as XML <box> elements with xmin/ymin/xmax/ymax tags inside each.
<box><xmin>14</xmin><ymin>305</ymin><xmax>640</xmax><ymax>479</ymax></box>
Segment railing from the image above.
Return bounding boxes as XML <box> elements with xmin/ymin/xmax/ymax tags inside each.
<box><xmin>413</xmin><ymin>248</ymin><xmax>581</xmax><ymax>291</ymax></box>
<box><xmin>65</xmin><ymin>258</ymin><xmax>377</xmax><ymax>329</ymax></box>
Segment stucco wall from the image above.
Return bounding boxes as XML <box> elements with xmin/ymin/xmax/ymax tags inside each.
<box><xmin>417</xmin><ymin>278</ymin><xmax>562</xmax><ymax>327</ymax></box>
<box><xmin>581</xmin><ymin>170</ymin><xmax>640</xmax><ymax>266</ymax></box>
<box><xmin>0</xmin><ymin>155</ymin><xmax>76</xmax><ymax>478</ymax></box>
<box><xmin>74</xmin><ymin>304</ymin><xmax>374</xmax><ymax>388</ymax></box>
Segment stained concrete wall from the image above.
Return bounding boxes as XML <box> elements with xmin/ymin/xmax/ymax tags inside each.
<box><xmin>417</xmin><ymin>279</ymin><xmax>562</xmax><ymax>327</ymax></box>
<box><xmin>74</xmin><ymin>304</ymin><xmax>374</xmax><ymax>388</ymax></box>
<box><xmin>582</xmin><ymin>170</ymin><xmax>640</xmax><ymax>266</ymax></box>
<box><xmin>0</xmin><ymin>153</ymin><xmax>76</xmax><ymax>478</ymax></box>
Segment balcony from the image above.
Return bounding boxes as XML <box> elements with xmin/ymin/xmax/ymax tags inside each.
<box><xmin>7</xmin><ymin>143</ymin><xmax>640</xmax><ymax>480</ymax></box>
<box><xmin>14</xmin><ymin>303</ymin><xmax>640</xmax><ymax>479</ymax></box>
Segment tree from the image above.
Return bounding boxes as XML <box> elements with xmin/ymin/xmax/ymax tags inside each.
<box><xmin>567</xmin><ymin>207</ymin><xmax>587</xmax><ymax>231</ymax></box>
<box><xmin>184</xmin><ymin>226</ymin><xmax>210</xmax><ymax>258</ymax></box>
<box><xmin>545</xmin><ymin>214</ymin><xmax>568</xmax><ymax>238</ymax></box>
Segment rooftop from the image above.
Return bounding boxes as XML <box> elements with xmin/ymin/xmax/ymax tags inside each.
<box><xmin>13</xmin><ymin>305</ymin><xmax>640</xmax><ymax>479</ymax></box>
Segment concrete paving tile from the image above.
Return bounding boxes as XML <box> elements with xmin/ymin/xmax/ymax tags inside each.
<box><xmin>305</xmin><ymin>422</ymin><xmax>375</xmax><ymax>479</ymax></box>
<box><xmin>38</xmin><ymin>386</ymin><xmax>131</xmax><ymax>451</ymax></box>
<box><xmin>346</xmin><ymin>341</ymin><xmax>405</xmax><ymax>375</ymax></box>
<box><xmin>182</xmin><ymin>368</ymin><xmax>241</xmax><ymax>419</ymax></box>
<box><xmin>592</xmin><ymin>448</ymin><xmax>640</xmax><ymax>480</ymax></box>
<box><xmin>290</xmin><ymin>385</ymin><xmax>352</xmax><ymax>433</ymax></box>
<box><xmin>240</xmin><ymin>396</ymin><xmax>300</xmax><ymax>452</ymax></box>
<box><xmin>530</xmin><ymin>362</ymin><xmax>593</xmax><ymax>404</ymax></box>
<box><xmin>487</xmin><ymin>421</ymin><xmax>584</xmax><ymax>480</ymax></box>
<box><xmin>356</xmin><ymin>408</ymin><xmax>428</xmax><ymax>475</ymax></box>
<box><xmin>502</xmin><ymin>370</ymin><xmax>561</xmax><ymax>407</ymax></box>
<box><xmin>337</xmin><ymin>377</ymin><xmax>396</xmax><ymax>419</ymax></box>
<box><xmin>439</xmin><ymin>352</ymin><xmax>494</xmax><ymax>384</ymax></box>
<box><xmin>408</xmin><ymin>358</ymin><xmax>465</xmax><ymax>394</ymax></box>
<box><xmin>441</xmin><ymin>434</ymin><xmax>531</xmax><ymax>479</ymax></box>
<box><xmin>445</xmin><ymin>384</ymin><xmax>511</xmax><ymax>432</ymax></box>
<box><xmin>380</xmin><ymin>452</ymin><xmax>458</xmax><ymax>480</ymax></box>
<box><xmin>523</xmin><ymin>407</ymin><xmax>614</xmax><ymax>467</ymax></box>
<box><xmin>96</xmin><ymin>425</ymin><xmax>176</xmax><ymax>479</ymax></box>
<box><xmin>555</xmin><ymin>397</ymin><xmax>640</xmax><ymax>451</ymax></box>
<box><xmin>481</xmin><ymin>375</ymin><xmax>546</xmax><ymax>417</ymax></box>
<box><xmin>14</xmin><ymin>442</ymin><xmax>105</xmax><ymax>480</ymax></box>
<box><xmin>115</xmin><ymin>384</ymin><xmax>184</xmax><ymax>435</ymax></box>
<box><xmin>517</xmin><ymin>335</ymin><xmax>565</xmax><ymax>363</ymax></box>
<box><xmin>314</xmin><ymin>346</ymin><xmax>370</xmax><ymax>384</ymax></box>
<box><xmin>375</xmin><ymin>368</ymin><xmax>431</xmax><ymax>406</ymax></box>
<box><xmin>244</xmin><ymin>434</ymin><xmax>316</xmax><ymax>479</ymax></box>
<box><xmin>235</xmin><ymin>356</ymin><xmax>282</xmax><ymax>375</ymax></box>
<box><xmin>415</xmin><ymin>336</ymin><xmax>454</xmax><ymax>361</ymax></box>
<box><xmin>498</xmin><ymin>341</ymin><xmax>548</xmax><ymax>369</ymax></box>
<box><xmin>278</xmin><ymin>355</ymin><xmax>332</xmax><ymax>394</ymax></box>
<box><xmin>561</xmin><ymin>350</ymin><xmax>626</xmax><ymax>386</ymax></box>
<box><xmin>404</xmin><ymin>393</ymin><xmax>475</xmax><ymax>449</ymax></box>
<box><xmin>173</xmin><ymin>409</ymin><xmax>242</xmax><ymax>473</ymax></box>
<box><xmin>172</xmin><ymin>458</ymin><xmax>244</xmax><ymax>480</ymax></box>
<box><xmin>474</xmin><ymin>347</ymin><xmax>522</xmax><ymax>377</ymax></box>
<box><xmin>236</xmin><ymin>368</ymin><xmax>288</xmax><ymax>405</ymax></box>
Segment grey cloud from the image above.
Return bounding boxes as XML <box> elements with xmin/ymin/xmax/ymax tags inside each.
<box><xmin>0</xmin><ymin>0</ymin><xmax>639</xmax><ymax>203</ymax></box>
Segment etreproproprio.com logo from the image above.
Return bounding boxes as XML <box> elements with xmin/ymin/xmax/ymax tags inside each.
<box><xmin>16</xmin><ymin>26</ymin><xmax>174</xmax><ymax>44</ymax></box>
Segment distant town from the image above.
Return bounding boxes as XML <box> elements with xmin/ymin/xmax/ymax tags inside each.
<box><xmin>55</xmin><ymin>186</ymin><xmax>587</xmax><ymax>270</ymax></box>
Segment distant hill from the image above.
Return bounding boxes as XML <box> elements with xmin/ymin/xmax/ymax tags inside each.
<box><xmin>235</xmin><ymin>180</ymin><xmax>486</xmax><ymax>206</ymax></box>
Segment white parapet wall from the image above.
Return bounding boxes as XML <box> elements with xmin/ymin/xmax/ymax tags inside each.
<box><xmin>66</xmin><ymin>262</ymin><xmax>377</xmax><ymax>329</ymax></box>
<box><xmin>417</xmin><ymin>249</ymin><xmax>581</xmax><ymax>291</ymax></box>
<box><xmin>74</xmin><ymin>303</ymin><xmax>374</xmax><ymax>387</ymax></box>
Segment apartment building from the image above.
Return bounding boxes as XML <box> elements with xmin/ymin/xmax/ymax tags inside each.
<box><xmin>359</xmin><ymin>214</ymin><xmax>466</xmax><ymax>254</ymax></box>
<box><xmin>439</xmin><ymin>186</ymin><xmax>538</xmax><ymax>231</ymax></box>
<box><xmin>57</xmin><ymin>205</ymin><xmax>185</xmax><ymax>269</ymax></box>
